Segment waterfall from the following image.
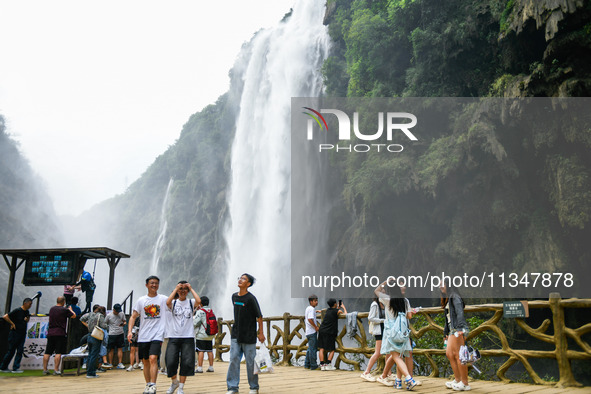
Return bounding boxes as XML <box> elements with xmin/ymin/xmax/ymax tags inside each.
<box><xmin>151</xmin><ymin>178</ymin><xmax>174</xmax><ymax>274</ymax></box>
<box><xmin>223</xmin><ymin>0</ymin><xmax>330</xmax><ymax>316</ymax></box>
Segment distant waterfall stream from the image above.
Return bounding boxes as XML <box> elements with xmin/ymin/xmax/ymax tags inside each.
<box><xmin>222</xmin><ymin>0</ymin><xmax>330</xmax><ymax>315</ymax></box>
<box><xmin>151</xmin><ymin>178</ymin><xmax>174</xmax><ymax>274</ymax></box>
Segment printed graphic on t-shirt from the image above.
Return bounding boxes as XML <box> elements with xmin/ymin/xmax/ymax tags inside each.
<box><xmin>144</xmin><ymin>304</ymin><xmax>161</xmax><ymax>319</ymax></box>
<box><xmin>173</xmin><ymin>304</ymin><xmax>193</xmax><ymax>327</ymax></box>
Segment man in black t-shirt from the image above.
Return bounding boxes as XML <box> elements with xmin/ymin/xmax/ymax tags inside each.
<box><xmin>0</xmin><ymin>298</ymin><xmax>33</xmax><ymax>373</ymax></box>
<box><xmin>226</xmin><ymin>273</ymin><xmax>265</xmax><ymax>394</ymax></box>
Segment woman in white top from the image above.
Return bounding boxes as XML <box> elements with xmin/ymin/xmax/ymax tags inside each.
<box><xmin>360</xmin><ymin>296</ymin><xmax>386</xmax><ymax>381</ymax></box>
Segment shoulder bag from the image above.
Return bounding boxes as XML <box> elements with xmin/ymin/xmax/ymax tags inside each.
<box><xmin>90</xmin><ymin>313</ymin><xmax>105</xmax><ymax>341</ymax></box>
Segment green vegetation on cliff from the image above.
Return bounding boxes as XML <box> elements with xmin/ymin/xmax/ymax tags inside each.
<box><xmin>319</xmin><ymin>0</ymin><xmax>591</xmax><ymax>295</ymax></box>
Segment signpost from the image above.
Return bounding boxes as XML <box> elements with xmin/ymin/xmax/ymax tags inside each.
<box><xmin>503</xmin><ymin>300</ymin><xmax>529</xmax><ymax>318</ymax></box>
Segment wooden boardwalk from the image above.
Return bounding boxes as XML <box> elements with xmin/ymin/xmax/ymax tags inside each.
<box><xmin>1</xmin><ymin>363</ymin><xmax>590</xmax><ymax>393</ymax></box>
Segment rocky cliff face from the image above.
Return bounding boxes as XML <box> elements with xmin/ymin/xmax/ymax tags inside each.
<box><xmin>499</xmin><ymin>0</ymin><xmax>591</xmax><ymax>96</ymax></box>
<box><xmin>318</xmin><ymin>0</ymin><xmax>591</xmax><ymax>302</ymax></box>
<box><xmin>0</xmin><ymin>115</ymin><xmax>63</xmax><ymax>311</ymax></box>
<box><xmin>502</xmin><ymin>0</ymin><xmax>584</xmax><ymax>40</ymax></box>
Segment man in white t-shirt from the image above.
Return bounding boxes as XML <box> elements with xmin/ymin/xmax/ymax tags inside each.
<box><xmin>128</xmin><ymin>276</ymin><xmax>169</xmax><ymax>394</ymax></box>
<box><xmin>164</xmin><ymin>280</ymin><xmax>200</xmax><ymax>394</ymax></box>
<box><xmin>304</xmin><ymin>294</ymin><xmax>319</xmax><ymax>370</ymax></box>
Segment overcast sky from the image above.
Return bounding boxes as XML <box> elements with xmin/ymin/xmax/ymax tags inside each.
<box><xmin>0</xmin><ymin>0</ymin><xmax>294</xmax><ymax>216</ymax></box>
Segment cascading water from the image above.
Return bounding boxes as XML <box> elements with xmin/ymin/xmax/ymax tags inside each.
<box><xmin>151</xmin><ymin>178</ymin><xmax>174</xmax><ymax>274</ymax></box>
<box><xmin>223</xmin><ymin>0</ymin><xmax>330</xmax><ymax>316</ymax></box>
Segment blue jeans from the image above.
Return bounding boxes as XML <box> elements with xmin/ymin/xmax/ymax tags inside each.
<box><xmin>226</xmin><ymin>338</ymin><xmax>258</xmax><ymax>391</ymax></box>
<box><xmin>86</xmin><ymin>336</ymin><xmax>101</xmax><ymax>376</ymax></box>
<box><xmin>305</xmin><ymin>332</ymin><xmax>318</xmax><ymax>369</ymax></box>
<box><xmin>0</xmin><ymin>331</ymin><xmax>26</xmax><ymax>370</ymax></box>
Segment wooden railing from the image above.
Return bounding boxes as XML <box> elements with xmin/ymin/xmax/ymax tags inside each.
<box><xmin>212</xmin><ymin>293</ymin><xmax>591</xmax><ymax>388</ymax></box>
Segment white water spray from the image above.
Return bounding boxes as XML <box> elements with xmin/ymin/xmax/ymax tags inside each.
<box><xmin>151</xmin><ymin>178</ymin><xmax>174</xmax><ymax>274</ymax></box>
<box><xmin>223</xmin><ymin>0</ymin><xmax>330</xmax><ymax>316</ymax></box>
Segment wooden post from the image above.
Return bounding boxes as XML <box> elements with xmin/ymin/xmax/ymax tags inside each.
<box><xmin>549</xmin><ymin>293</ymin><xmax>580</xmax><ymax>387</ymax></box>
<box><xmin>281</xmin><ymin>312</ymin><xmax>291</xmax><ymax>365</ymax></box>
<box><xmin>3</xmin><ymin>255</ymin><xmax>25</xmax><ymax>314</ymax></box>
<box><xmin>106</xmin><ymin>256</ymin><xmax>121</xmax><ymax>310</ymax></box>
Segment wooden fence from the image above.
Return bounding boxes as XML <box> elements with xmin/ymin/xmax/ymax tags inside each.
<box><xmin>213</xmin><ymin>293</ymin><xmax>591</xmax><ymax>388</ymax></box>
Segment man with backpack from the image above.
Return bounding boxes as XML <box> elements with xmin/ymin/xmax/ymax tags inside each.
<box><xmin>193</xmin><ymin>296</ymin><xmax>217</xmax><ymax>373</ymax></box>
<box><xmin>164</xmin><ymin>280</ymin><xmax>200</xmax><ymax>394</ymax></box>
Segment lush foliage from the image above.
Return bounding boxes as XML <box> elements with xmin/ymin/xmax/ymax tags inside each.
<box><xmin>321</xmin><ymin>0</ymin><xmax>591</xmax><ymax>383</ymax></box>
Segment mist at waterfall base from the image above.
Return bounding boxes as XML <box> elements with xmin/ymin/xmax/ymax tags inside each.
<box><xmin>220</xmin><ymin>0</ymin><xmax>330</xmax><ymax>319</ymax></box>
<box><xmin>51</xmin><ymin>0</ymin><xmax>332</xmax><ymax>318</ymax></box>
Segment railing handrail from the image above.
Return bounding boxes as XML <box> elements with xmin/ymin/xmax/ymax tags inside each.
<box><xmin>211</xmin><ymin>294</ymin><xmax>591</xmax><ymax>388</ymax></box>
<box><xmin>120</xmin><ymin>290</ymin><xmax>133</xmax><ymax>316</ymax></box>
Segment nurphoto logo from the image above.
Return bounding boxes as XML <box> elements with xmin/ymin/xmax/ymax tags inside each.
<box><xmin>302</xmin><ymin>107</ymin><xmax>418</xmax><ymax>153</ymax></box>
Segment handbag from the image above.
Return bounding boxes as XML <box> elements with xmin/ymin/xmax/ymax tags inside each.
<box><xmin>90</xmin><ymin>313</ymin><xmax>105</xmax><ymax>341</ymax></box>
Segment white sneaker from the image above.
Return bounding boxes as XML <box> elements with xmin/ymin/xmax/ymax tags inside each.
<box><xmin>133</xmin><ymin>363</ymin><xmax>140</xmax><ymax>368</ymax></box>
<box><xmin>82</xmin><ymin>364</ymin><xmax>87</xmax><ymax>369</ymax></box>
<box><xmin>126</xmin><ymin>365</ymin><xmax>134</xmax><ymax>372</ymax></box>
<box><xmin>166</xmin><ymin>379</ymin><xmax>179</xmax><ymax>394</ymax></box>
<box><xmin>320</xmin><ymin>364</ymin><xmax>326</xmax><ymax>371</ymax></box>
<box><xmin>147</xmin><ymin>384</ymin><xmax>157</xmax><ymax>394</ymax></box>
<box><xmin>116</xmin><ymin>363</ymin><xmax>125</xmax><ymax>369</ymax></box>
<box><xmin>446</xmin><ymin>380</ymin><xmax>459</xmax><ymax>389</ymax></box>
<box><xmin>377</xmin><ymin>376</ymin><xmax>394</xmax><ymax>387</ymax></box>
<box><xmin>249</xmin><ymin>390</ymin><xmax>259</xmax><ymax>394</ymax></box>
<box><xmin>139</xmin><ymin>362</ymin><xmax>144</xmax><ymax>370</ymax></box>
<box><xmin>452</xmin><ymin>381</ymin><xmax>471</xmax><ymax>391</ymax></box>
<box><xmin>360</xmin><ymin>372</ymin><xmax>376</xmax><ymax>382</ymax></box>
<box><xmin>177</xmin><ymin>388</ymin><xmax>184</xmax><ymax>394</ymax></box>
<box><xmin>324</xmin><ymin>364</ymin><xmax>336</xmax><ymax>370</ymax></box>
<box><xmin>206</xmin><ymin>366</ymin><xmax>214</xmax><ymax>372</ymax></box>
<box><xmin>195</xmin><ymin>366</ymin><xmax>203</xmax><ymax>373</ymax></box>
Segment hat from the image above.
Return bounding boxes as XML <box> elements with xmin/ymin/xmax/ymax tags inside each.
<box><xmin>113</xmin><ymin>304</ymin><xmax>122</xmax><ymax>312</ymax></box>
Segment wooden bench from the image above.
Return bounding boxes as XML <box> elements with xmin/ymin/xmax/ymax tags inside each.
<box><xmin>59</xmin><ymin>353</ymin><xmax>87</xmax><ymax>376</ymax></box>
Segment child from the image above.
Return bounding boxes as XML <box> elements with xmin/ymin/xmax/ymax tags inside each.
<box><xmin>304</xmin><ymin>295</ymin><xmax>319</xmax><ymax>370</ymax></box>
<box><xmin>317</xmin><ymin>298</ymin><xmax>346</xmax><ymax>370</ymax></box>
<box><xmin>194</xmin><ymin>296</ymin><xmax>216</xmax><ymax>373</ymax></box>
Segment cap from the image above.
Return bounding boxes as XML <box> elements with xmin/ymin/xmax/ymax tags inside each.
<box><xmin>113</xmin><ymin>304</ymin><xmax>122</xmax><ymax>312</ymax></box>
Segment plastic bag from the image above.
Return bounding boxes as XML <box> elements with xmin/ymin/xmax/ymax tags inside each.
<box><xmin>459</xmin><ymin>344</ymin><xmax>480</xmax><ymax>365</ymax></box>
<box><xmin>254</xmin><ymin>342</ymin><xmax>274</xmax><ymax>374</ymax></box>
<box><xmin>70</xmin><ymin>344</ymin><xmax>88</xmax><ymax>355</ymax></box>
